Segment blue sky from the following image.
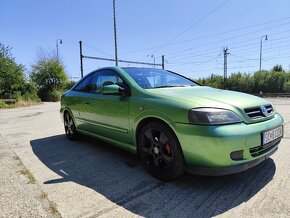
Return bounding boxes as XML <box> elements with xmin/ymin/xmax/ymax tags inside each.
<box><xmin>1</xmin><ymin>0</ymin><xmax>290</xmax><ymax>80</ymax></box>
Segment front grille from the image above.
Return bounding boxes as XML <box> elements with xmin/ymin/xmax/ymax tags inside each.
<box><xmin>249</xmin><ymin>139</ymin><xmax>280</xmax><ymax>157</ymax></box>
<box><xmin>244</xmin><ymin>104</ymin><xmax>273</xmax><ymax>119</ymax></box>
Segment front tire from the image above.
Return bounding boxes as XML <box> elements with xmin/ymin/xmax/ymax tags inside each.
<box><xmin>64</xmin><ymin>112</ymin><xmax>80</xmax><ymax>141</ymax></box>
<box><xmin>138</xmin><ymin>121</ymin><xmax>185</xmax><ymax>182</ymax></box>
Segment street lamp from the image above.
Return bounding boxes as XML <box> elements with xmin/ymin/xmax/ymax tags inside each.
<box><xmin>259</xmin><ymin>35</ymin><xmax>268</xmax><ymax>72</ymax></box>
<box><xmin>56</xmin><ymin>39</ymin><xmax>63</xmax><ymax>60</ymax></box>
<box><xmin>147</xmin><ymin>54</ymin><xmax>155</xmax><ymax>68</ymax></box>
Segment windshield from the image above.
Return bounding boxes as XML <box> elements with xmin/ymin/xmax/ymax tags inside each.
<box><xmin>123</xmin><ymin>68</ymin><xmax>199</xmax><ymax>89</ymax></box>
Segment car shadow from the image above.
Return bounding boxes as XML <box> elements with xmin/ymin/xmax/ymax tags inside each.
<box><xmin>30</xmin><ymin>134</ymin><xmax>276</xmax><ymax>217</ymax></box>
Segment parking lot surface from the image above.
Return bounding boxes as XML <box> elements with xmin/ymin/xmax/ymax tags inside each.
<box><xmin>0</xmin><ymin>98</ymin><xmax>289</xmax><ymax>217</ymax></box>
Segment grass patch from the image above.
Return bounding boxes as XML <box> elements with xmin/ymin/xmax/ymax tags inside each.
<box><xmin>12</xmin><ymin>155</ymin><xmax>20</xmax><ymax>160</ymax></box>
<box><xmin>19</xmin><ymin>169</ymin><xmax>36</xmax><ymax>184</ymax></box>
<box><xmin>0</xmin><ymin>100</ymin><xmax>13</xmax><ymax>109</ymax></box>
<box><xmin>15</xmin><ymin>99</ymin><xmax>41</xmax><ymax>107</ymax></box>
<box><xmin>49</xmin><ymin>202</ymin><xmax>58</xmax><ymax>214</ymax></box>
<box><xmin>0</xmin><ymin>99</ymin><xmax>41</xmax><ymax>109</ymax></box>
<box><xmin>40</xmin><ymin>192</ymin><xmax>48</xmax><ymax>200</ymax></box>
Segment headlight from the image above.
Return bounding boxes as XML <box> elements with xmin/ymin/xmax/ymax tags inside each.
<box><xmin>188</xmin><ymin>108</ymin><xmax>242</xmax><ymax>125</ymax></box>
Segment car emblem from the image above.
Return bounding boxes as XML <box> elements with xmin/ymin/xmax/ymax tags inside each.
<box><xmin>260</xmin><ymin>105</ymin><xmax>268</xmax><ymax>117</ymax></box>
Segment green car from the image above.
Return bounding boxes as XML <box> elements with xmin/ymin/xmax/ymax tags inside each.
<box><xmin>60</xmin><ymin>67</ymin><xmax>284</xmax><ymax>181</ymax></box>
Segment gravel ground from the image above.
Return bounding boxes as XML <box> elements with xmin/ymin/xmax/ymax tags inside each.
<box><xmin>0</xmin><ymin>135</ymin><xmax>59</xmax><ymax>218</ymax></box>
<box><xmin>0</xmin><ymin>99</ymin><xmax>289</xmax><ymax>218</ymax></box>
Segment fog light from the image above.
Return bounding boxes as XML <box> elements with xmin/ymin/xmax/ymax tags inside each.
<box><xmin>230</xmin><ymin>150</ymin><xmax>244</xmax><ymax>160</ymax></box>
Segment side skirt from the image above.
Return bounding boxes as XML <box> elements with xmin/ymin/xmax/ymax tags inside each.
<box><xmin>77</xmin><ymin>128</ymin><xmax>137</xmax><ymax>154</ymax></box>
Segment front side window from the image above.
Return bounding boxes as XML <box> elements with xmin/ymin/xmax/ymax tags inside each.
<box><xmin>94</xmin><ymin>70</ymin><xmax>124</xmax><ymax>93</ymax></box>
<box><xmin>73</xmin><ymin>73</ymin><xmax>96</xmax><ymax>93</ymax></box>
<box><xmin>74</xmin><ymin>70</ymin><xmax>129</xmax><ymax>95</ymax></box>
<box><xmin>123</xmin><ymin>68</ymin><xmax>198</xmax><ymax>89</ymax></box>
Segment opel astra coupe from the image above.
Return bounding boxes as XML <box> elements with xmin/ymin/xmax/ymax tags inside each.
<box><xmin>60</xmin><ymin>67</ymin><xmax>284</xmax><ymax>181</ymax></box>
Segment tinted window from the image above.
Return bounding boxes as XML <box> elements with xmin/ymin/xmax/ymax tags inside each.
<box><xmin>74</xmin><ymin>70</ymin><xmax>127</xmax><ymax>94</ymax></box>
<box><xmin>94</xmin><ymin>70</ymin><xmax>124</xmax><ymax>94</ymax></box>
<box><xmin>123</xmin><ymin>68</ymin><xmax>198</xmax><ymax>89</ymax></box>
<box><xmin>73</xmin><ymin>73</ymin><xmax>96</xmax><ymax>93</ymax></box>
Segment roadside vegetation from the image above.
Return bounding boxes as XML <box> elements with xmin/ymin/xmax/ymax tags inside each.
<box><xmin>0</xmin><ymin>42</ymin><xmax>75</xmax><ymax>108</ymax></box>
<box><xmin>30</xmin><ymin>49</ymin><xmax>70</xmax><ymax>102</ymax></box>
<box><xmin>19</xmin><ymin>169</ymin><xmax>36</xmax><ymax>184</ymax></box>
<box><xmin>197</xmin><ymin>65</ymin><xmax>290</xmax><ymax>94</ymax></box>
<box><xmin>0</xmin><ymin>43</ymin><xmax>40</xmax><ymax>108</ymax></box>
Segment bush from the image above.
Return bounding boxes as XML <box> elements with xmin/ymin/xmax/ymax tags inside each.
<box><xmin>0</xmin><ymin>100</ymin><xmax>10</xmax><ymax>109</ymax></box>
<box><xmin>30</xmin><ymin>50</ymin><xmax>68</xmax><ymax>101</ymax></box>
<box><xmin>198</xmin><ymin>69</ymin><xmax>290</xmax><ymax>93</ymax></box>
<box><xmin>46</xmin><ymin>90</ymin><xmax>61</xmax><ymax>102</ymax></box>
<box><xmin>21</xmin><ymin>82</ymin><xmax>40</xmax><ymax>102</ymax></box>
<box><xmin>64</xmin><ymin>80</ymin><xmax>76</xmax><ymax>91</ymax></box>
<box><xmin>284</xmin><ymin>81</ymin><xmax>290</xmax><ymax>93</ymax></box>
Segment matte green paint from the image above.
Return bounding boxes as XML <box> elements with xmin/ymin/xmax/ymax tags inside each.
<box><xmin>61</xmin><ymin>67</ymin><xmax>284</xmax><ymax>169</ymax></box>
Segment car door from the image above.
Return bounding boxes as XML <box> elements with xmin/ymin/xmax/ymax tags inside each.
<box><xmin>80</xmin><ymin>70</ymin><xmax>131</xmax><ymax>144</ymax></box>
<box><xmin>68</xmin><ymin>72</ymin><xmax>97</xmax><ymax>130</ymax></box>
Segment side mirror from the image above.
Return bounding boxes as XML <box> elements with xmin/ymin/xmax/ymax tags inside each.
<box><xmin>101</xmin><ymin>84</ymin><xmax>124</xmax><ymax>95</ymax></box>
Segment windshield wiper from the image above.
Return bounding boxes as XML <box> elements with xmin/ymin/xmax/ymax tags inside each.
<box><xmin>154</xmin><ymin>85</ymin><xmax>189</xmax><ymax>88</ymax></box>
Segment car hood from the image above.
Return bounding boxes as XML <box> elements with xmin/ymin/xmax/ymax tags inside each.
<box><xmin>145</xmin><ymin>86</ymin><xmax>273</xmax><ymax>123</ymax></box>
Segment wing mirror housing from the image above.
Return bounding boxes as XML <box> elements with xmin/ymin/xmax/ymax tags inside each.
<box><xmin>101</xmin><ymin>84</ymin><xmax>125</xmax><ymax>95</ymax></box>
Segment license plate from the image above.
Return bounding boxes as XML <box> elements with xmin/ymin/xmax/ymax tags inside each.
<box><xmin>262</xmin><ymin>126</ymin><xmax>283</xmax><ymax>145</ymax></box>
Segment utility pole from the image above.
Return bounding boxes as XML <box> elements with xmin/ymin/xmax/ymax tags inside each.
<box><xmin>113</xmin><ymin>0</ymin><xmax>118</xmax><ymax>66</ymax></box>
<box><xmin>259</xmin><ymin>35</ymin><xmax>268</xmax><ymax>72</ymax></box>
<box><xmin>162</xmin><ymin>55</ymin><xmax>165</xmax><ymax>69</ymax></box>
<box><xmin>79</xmin><ymin>41</ymin><xmax>84</xmax><ymax>78</ymax></box>
<box><xmin>223</xmin><ymin>47</ymin><xmax>229</xmax><ymax>89</ymax></box>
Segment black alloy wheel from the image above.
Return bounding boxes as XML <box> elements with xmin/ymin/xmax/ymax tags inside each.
<box><xmin>64</xmin><ymin>112</ymin><xmax>79</xmax><ymax>140</ymax></box>
<box><xmin>138</xmin><ymin>121</ymin><xmax>185</xmax><ymax>181</ymax></box>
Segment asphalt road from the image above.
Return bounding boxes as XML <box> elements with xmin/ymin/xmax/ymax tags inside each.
<box><xmin>0</xmin><ymin>99</ymin><xmax>289</xmax><ymax>218</ymax></box>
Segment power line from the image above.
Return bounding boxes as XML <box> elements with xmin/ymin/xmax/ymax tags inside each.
<box><xmin>165</xmin><ymin>16</ymin><xmax>290</xmax><ymax>51</ymax></box>
<box><xmin>82</xmin><ymin>42</ymin><xmax>113</xmax><ymax>57</ymax></box>
<box><xmin>165</xmin><ymin>22</ymin><xmax>290</xmax><ymax>59</ymax></box>
<box><xmin>152</xmin><ymin>0</ymin><xmax>229</xmax><ymax>53</ymax></box>
<box><xmin>167</xmin><ymin>33</ymin><xmax>290</xmax><ymax>62</ymax></box>
<box><xmin>229</xmin><ymin>54</ymin><xmax>258</xmax><ymax>61</ymax></box>
<box><xmin>121</xmin><ymin>16</ymin><xmax>290</xmax><ymax>56</ymax></box>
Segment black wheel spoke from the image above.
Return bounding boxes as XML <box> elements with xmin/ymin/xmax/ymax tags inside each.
<box><xmin>144</xmin><ymin>129</ymin><xmax>154</xmax><ymax>143</ymax></box>
<box><xmin>162</xmin><ymin>153</ymin><xmax>173</xmax><ymax>166</ymax></box>
<box><xmin>154</xmin><ymin>156</ymin><xmax>161</xmax><ymax>167</ymax></box>
<box><xmin>64</xmin><ymin>114</ymin><xmax>69</xmax><ymax>126</ymax></box>
<box><xmin>159</xmin><ymin>132</ymin><xmax>168</xmax><ymax>145</ymax></box>
<box><xmin>142</xmin><ymin>146</ymin><xmax>153</xmax><ymax>155</ymax></box>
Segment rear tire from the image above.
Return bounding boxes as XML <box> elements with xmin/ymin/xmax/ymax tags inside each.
<box><xmin>137</xmin><ymin>121</ymin><xmax>185</xmax><ymax>182</ymax></box>
<box><xmin>64</xmin><ymin>112</ymin><xmax>80</xmax><ymax>141</ymax></box>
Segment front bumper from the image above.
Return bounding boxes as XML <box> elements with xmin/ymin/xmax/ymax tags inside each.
<box><xmin>186</xmin><ymin>146</ymin><xmax>278</xmax><ymax>176</ymax></box>
<box><xmin>172</xmin><ymin>113</ymin><xmax>283</xmax><ymax>170</ymax></box>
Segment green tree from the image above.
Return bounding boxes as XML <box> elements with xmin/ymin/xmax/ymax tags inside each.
<box><xmin>30</xmin><ymin>51</ymin><xmax>68</xmax><ymax>101</ymax></box>
<box><xmin>272</xmin><ymin>64</ymin><xmax>284</xmax><ymax>72</ymax></box>
<box><xmin>0</xmin><ymin>43</ymin><xmax>26</xmax><ymax>98</ymax></box>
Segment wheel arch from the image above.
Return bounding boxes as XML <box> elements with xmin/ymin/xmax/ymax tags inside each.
<box><xmin>62</xmin><ymin>108</ymin><xmax>77</xmax><ymax>126</ymax></box>
<box><xmin>134</xmin><ymin>117</ymin><xmax>182</xmax><ymax>154</ymax></box>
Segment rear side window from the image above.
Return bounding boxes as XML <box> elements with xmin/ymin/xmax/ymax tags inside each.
<box><xmin>73</xmin><ymin>73</ymin><xmax>96</xmax><ymax>93</ymax></box>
